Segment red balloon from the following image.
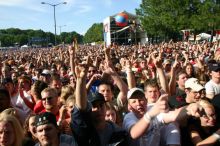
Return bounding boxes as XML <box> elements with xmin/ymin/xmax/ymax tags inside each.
<box><xmin>115</xmin><ymin>12</ymin><xmax>128</xmax><ymax>27</ymax></box>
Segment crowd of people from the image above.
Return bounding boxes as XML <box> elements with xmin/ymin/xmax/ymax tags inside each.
<box><xmin>0</xmin><ymin>39</ymin><xmax>220</xmax><ymax>146</ymax></box>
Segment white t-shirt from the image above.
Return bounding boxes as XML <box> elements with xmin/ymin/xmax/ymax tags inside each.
<box><xmin>11</xmin><ymin>91</ymin><xmax>32</xmax><ymax>124</ymax></box>
<box><xmin>123</xmin><ymin>112</ymin><xmax>164</xmax><ymax>146</ymax></box>
<box><xmin>205</xmin><ymin>80</ymin><xmax>220</xmax><ymax>96</ymax></box>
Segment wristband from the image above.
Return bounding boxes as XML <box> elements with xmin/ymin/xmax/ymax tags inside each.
<box><xmin>212</xmin><ymin>133</ymin><xmax>220</xmax><ymax>140</ymax></box>
<box><xmin>144</xmin><ymin>112</ymin><xmax>151</xmax><ymax>122</ymax></box>
<box><xmin>126</xmin><ymin>69</ymin><xmax>132</xmax><ymax>73</ymax></box>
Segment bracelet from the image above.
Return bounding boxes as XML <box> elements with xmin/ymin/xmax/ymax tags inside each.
<box><xmin>212</xmin><ymin>133</ymin><xmax>220</xmax><ymax>140</ymax></box>
<box><xmin>143</xmin><ymin>112</ymin><xmax>151</xmax><ymax>122</ymax></box>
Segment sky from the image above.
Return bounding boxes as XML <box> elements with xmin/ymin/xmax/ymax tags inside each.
<box><xmin>0</xmin><ymin>0</ymin><xmax>141</xmax><ymax>35</ymax></box>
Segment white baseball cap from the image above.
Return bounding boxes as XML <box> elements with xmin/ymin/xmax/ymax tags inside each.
<box><xmin>127</xmin><ymin>88</ymin><xmax>145</xmax><ymax>99</ymax></box>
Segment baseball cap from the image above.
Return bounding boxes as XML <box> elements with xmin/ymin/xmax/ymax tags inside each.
<box><xmin>185</xmin><ymin>78</ymin><xmax>204</xmax><ymax>92</ymax></box>
<box><xmin>208</xmin><ymin>63</ymin><xmax>220</xmax><ymax>72</ymax></box>
<box><xmin>35</xmin><ymin>112</ymin><xmax>57</xmax><ymax>127</ymax></box>
<box><xmin>163</xmin><ymin>59</ymin><xmax>172</xmax><ymax>65</ymax></box>
<box><xmin>127</xmin><ymin>87</ymin><xmax>145</xmax><ymax>99</ymax></box>
<box><xmin>88</xmin><ymin>92</ymin><xmax>105</xmax><ymax>104</ymax></box>
<box><xmin>41</xmin><ymin>69</ymin><xmax>51</xmax><ymax>76</ymax></box>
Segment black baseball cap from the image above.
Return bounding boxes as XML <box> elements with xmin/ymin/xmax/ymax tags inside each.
<box><xmin>35</xmin><ymin>112</ymin><xmax>57</xmax><ymax>127</ymax></box>
<box><xmin>208</xmin><ymin>63</ymin><xmax>220</xmax><ymax>72</ymax></box>
<box><xmin>2</xmin><ymin>77</ymin><xmax>13</xmax><ymax>85</ymax></box>
<box><xmin>88</xmin><ymin>92</ymin><xmax>105</xmax><ymax>104</ymax></box>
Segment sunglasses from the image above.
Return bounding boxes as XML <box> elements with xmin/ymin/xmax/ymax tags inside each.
<box><xmin>42</xmin><ymin>97</ymin><xmax>53</xmax><ymax>101</ymax></box>
<box><xmin>88</xmin><ymin>70</ymin><xmax>96</xmax><ymax>73</ymax></box>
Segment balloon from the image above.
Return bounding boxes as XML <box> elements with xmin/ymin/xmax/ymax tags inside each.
<box><xmin>115</xmin><ymin>13</ymin><xmax>128</xmax><ymax>27</ymax></box>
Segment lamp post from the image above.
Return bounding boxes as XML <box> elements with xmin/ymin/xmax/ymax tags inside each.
<box><xmin>41</xmin><ymin>1</ymin><xmax>67</xmax><ymax>46</ymax></box>
<box><xmin>58</xmin><ymin>25</ymin><xmax>66</xmax><ymax>34</ymax></box>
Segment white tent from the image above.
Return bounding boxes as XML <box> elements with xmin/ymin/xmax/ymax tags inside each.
<box><xmin>198</xmin><ymin>33</ymin><xmax>211</xmax><ymax>40</ymax></box>
<box><xmin>20</xmin><ymin>45</ymin><xmax>29</xmax><ymax>49</ymax></box>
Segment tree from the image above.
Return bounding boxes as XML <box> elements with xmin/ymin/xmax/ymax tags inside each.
<box><xmin>0</xmin><ymin>28</ymin><xmax>83</xmax><ymax>47</ymax></box>
<box><xmin>60</xmin><ymin>31</ymin><xmax>83</xmax><ymax>44</ymax></box>
<box><xmin>136</xmin><ymin>0</ymin><xmax>220</xmax><ymax>41</ymax></box>
<box><xmin>83</xmin><ymin>23</ymin><xmax>103</xmax><ymax>43</ymax></box>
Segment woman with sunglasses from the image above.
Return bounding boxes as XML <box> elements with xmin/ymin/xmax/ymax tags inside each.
<box><xmin>189</xmin><ymin>100</ymin><xmax>220</xmax><ymax>146</ymax></box>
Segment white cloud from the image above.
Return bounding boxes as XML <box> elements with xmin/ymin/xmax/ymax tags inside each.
<box><xmin>0</xmin><ymin>0</ymin><xmax>46</xmax><ymax>12</ymax></box>
<box><xmin>0</xmin><ymin>0</ymin><xmax>25</xmax><ymax>6</ymax></box>
<box><xmin>74</xmin><ymin>5</ymin><xmax>93</xmax><ymax>14</ymax></box>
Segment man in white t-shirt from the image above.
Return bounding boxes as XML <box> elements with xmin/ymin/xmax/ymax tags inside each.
<box><xmin>123</xmin><ymin>88</ymin><xmax>203</xmax><ymax>146</ymax></box>
<box><xmin>205</xmin><ymin>62</ymin><xmax>220</xmax><ymax>99</ymax></box>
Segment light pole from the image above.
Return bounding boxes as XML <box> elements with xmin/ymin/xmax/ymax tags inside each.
<box><xmin>58</xmin><ymin>25</ymin><xmax>66</xmax><ymax>34</ymax></box>
<box><xmin>41</xmin><ymin>1</ymin><xmax>67</xmax><ymax>46</ymax></box>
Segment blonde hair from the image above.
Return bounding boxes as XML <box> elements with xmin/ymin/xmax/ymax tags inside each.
<box><xmin>0</xmin><ymin>108</ymin><xmax>22</xmax><ymax>125</ymax></box>
<box><xmin>60</xmin><ymin>85</ymin><xmax>75</xmax><ymax>104</ymax></box>
<box><xmin>41</xmin><ymin>87</ymin><xmax>58</xmax><ymax>98</ymax></box>
<box><xmin>0</xmin><ymin>114</ymin><xmax>24</xmax><ymax>146</ymax></box>
<box><xmin>66</xmin><ymin>95</ymin><xmax>75</xmax><ymax>106</ymax></box>
<box><xmin>199</xmin><ymin>99</ymin><xmax>215</xmax><ymax>111</ymax></box>
<box><xmin>1</xmin><ymin>108</ymin><xmax>17</xmax><ymax>116</ymax></box>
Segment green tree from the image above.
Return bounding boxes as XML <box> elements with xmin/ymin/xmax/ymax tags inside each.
<box><xmin>136</xmin><ymin>0</ymin><xmax>220</xmax><ymax>41</ymax></box>
<box><xmin>60</xmin><ymin>31</ymin><xmax>83</xmax><ymax>44</ymax></box>
<box><xmin>0</xmin><ymin>28</ymin><xmax>83</xmax><ymax>47</ymax></box>
<box><xmin>83</xmin><ymin>23</ymin><xmax>103</xmax><ymax>43</ymax></box>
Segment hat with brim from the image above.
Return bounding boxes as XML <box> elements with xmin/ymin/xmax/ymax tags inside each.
<box><xmin>88</xmin><ymin>92</ymin><xmax>105</xmax><ymax>104</ymax></box>
<box><xmin>209</xmin><ymin>63</ymin><xmax>220</xmax><ymax>72</ymax></box>
<box><xmin>41</xmin><ymin>69</ymin><xmax>51</xmax><ymax>76</ymax></box>
<box><xmin>35</xmin><ymin>112</ymin><xmax>57</xmax><ymax>127</ymax></box>
<box><xmin>127</xmin><ymin>88</ymin><xmax>145</xmax><ymax>99</ymax></box>
<box><xmin>185</xmin><ymin>78</ymin><xmax>204</xmax><ymax>92</ymax></box>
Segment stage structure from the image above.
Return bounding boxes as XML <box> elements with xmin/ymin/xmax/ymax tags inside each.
<box><xmin>103</xmin><ymin>11</ymin><xmax>147</xmax><ymax>46</ymax></box>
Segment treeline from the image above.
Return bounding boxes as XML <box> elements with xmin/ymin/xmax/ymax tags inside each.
<box><xmin>0</xmin><ymin>23</ymin><xmax>103</xmax><ymax>47</ymax></box>
<box><xmin>136</xmin><ymin>0</ymin><xmax>220</xmax><ymax>41</ymax></box>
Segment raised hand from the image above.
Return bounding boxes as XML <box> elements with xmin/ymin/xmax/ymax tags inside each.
<box><xmin>68</xmin><ymin>45</ymin><xmax>75</xmax><ymax>56</ymax></box>
<box><xmin>103</xmin><ymin>60</ymin><xmax>115</xmax><ymax>75</ymax></box>
<box><xmin>186</xmin><ymin>103</ymin><xmax>203</xmax><ymax>118</ymax></box>
<box><xmin>126</xmin><ymin>59</ymin><xmax>132</xmax><ymax>70</ymax></box>
<box><xmin>172</xmin><ymin>54</ymin><xmax>180</xmax><ymax>71</ymax></box>
<box><xmin>59</xmin><ymin>105</ymin><xmax>67</xmax><ymax>121</ymax></box>
<box><xmin>75</xmin><ymin>56</ymin><xmax>91</xmax><ymax>78</ymax></box>
<box><xmin>148</xmin><ymin>94</ymin><xmax>169</xmax><ymax>117</ymax></box>
<box><xmin>151</xmin><ymin>52</ymin><xmax>163</xmax><ymax>68</ymax></box>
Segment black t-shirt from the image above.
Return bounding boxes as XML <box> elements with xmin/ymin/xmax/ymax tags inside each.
<box><xmin>188</xmin><ymin>118</ymin><xmax>220</xmax><ymax>146</ymax></box>
<box><xmin>168</xmin><ymin>93</ymin><xmax>188</xmax><ymax>109</ymax></box>
<box><xmin>211</xmin><ymin>94</ymin><xmax>220</xmax><ymax>128</ymax></box>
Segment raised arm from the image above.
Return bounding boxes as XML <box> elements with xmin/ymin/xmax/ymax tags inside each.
<box><xmin>104</xmin><ymin>47</ymin><xmax>128</xmax><ymax>105</ymax></box>
<box><xmin>75</xmin><ymin>57</ymin><xmax>90</xmax><ymax>110</ymax></box>
<box><xmin>169</xmin><ymin>55</ymin><xmax>180</xmax><ymax>96</ymax></box>
<box><xmin>152</xmin><ymin>53</ymin><xmax>169</xmax><ymax>95</ymax></box>
<box><xmin>68</xmin><ymin>40</ymin><xmax>76</xmax><ymax>76</ymax></box>
<box><xmin>126</xmin><ymin>60</ymin><xmax>136</xmax><ymax>89</ymax></box>
<box><xmin>162</xmin><ymin>102</ymin><xmax>203</xmax><ymax>124</ymax></box>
